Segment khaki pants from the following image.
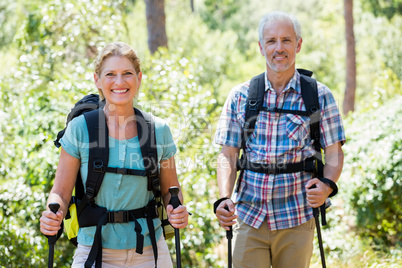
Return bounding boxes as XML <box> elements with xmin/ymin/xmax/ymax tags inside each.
<box><xmin>233</xmin><ymin>218</ymin><xmax>315</xmax><ymax>268</ymax></box>
<box><xmin>72</xmin><ymin>236</ymin><xmax>173</xmax><ymax>268</ymax></box>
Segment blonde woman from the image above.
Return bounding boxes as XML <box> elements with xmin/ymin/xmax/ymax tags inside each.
<box><xmin>40</xmin><ymin>42</ymin><xmax>188</xmax><ymax>267</ymax></box>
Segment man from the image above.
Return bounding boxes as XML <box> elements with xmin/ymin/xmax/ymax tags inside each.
<box><xmin>214</xmin><ymin>11</ymin><xmax>345</xmax><ymax>268</ymax></box>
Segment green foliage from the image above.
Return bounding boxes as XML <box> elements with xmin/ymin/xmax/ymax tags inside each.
<box><xmin>0</xmin><ymin>0</ymin><xmax>23</xmax><ymax>49</ymax></box>
<box><xmin>199</xmin><ymin>0</ymin><xmax>241</xmax><ymax>31</ymax></box>
<box><xmin>362</xmin><ymin>0</ymin><xmax>402</xmax><ymax>20</ymax></box>
<box><xmin>342</xmin><ymin>96</ymin><xmax>402</xmax><ymax>246</ymax></box>
<box><xmin>1</xmin><ymin>0</ymin><xmax>402</xmax><ymax>266</ymax></box>
<box><xmin>0</xmin><ymin>180</ymin><xmax>75</xmax><ymax>267</ymax></box>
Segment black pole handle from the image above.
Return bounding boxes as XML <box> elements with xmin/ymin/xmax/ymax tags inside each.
<box><xmin>307</xmin><ymin>184</ymin><xmax>326</xmax><ymax>267</ymax></box>
<box><xmin>49</xmin><ymin>203</ymin><xmax>60</xmax><ymax>214</ymax></box>
<box><xmin>169</xmin><ymin>186</ymin><xmax>181</xmax><ymax>209</ymax></box>
<box><xmin>48</xmin><ymin>203</ymin><xmax>60</xmax><ymax>268</ymax></box>
<box><xmin>48</xmin><ymin>203</ymin><xmax>60</xmax><ymax>245</ymax></box>
<box><xmin>224</xmin><ymin>205</ymin><xmax>233</xmax><ymax>268</ymax></box>
<box><xmin>308</xmin><ymin>184</ymin><xmax>320</xmax><ymax>217</ymax></box>
<box><xmin>169</xmin><ymin>187</ymin><xmax>182</xmax><ymax>268</ymax></box>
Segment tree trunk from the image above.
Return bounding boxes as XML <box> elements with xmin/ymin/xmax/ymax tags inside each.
<box><xmin>343</xmin><ymin>0</ymin><xmax>356</xmax><ymax>115</ymax></box>
<box><xmin>145</xmin><ymin>0</ymin><xmax>168</xmax><ymax>54</ymax></box>
<box><xmin>190</xmin><ymin>0</ymin><xmax>194</xmax><ymax>12</ymax></box>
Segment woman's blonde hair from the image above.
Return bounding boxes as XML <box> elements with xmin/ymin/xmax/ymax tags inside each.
<box><xmin>94</xmin><ymin>42</ymin><xmax>141</xmax><ymax>100</ymax></box>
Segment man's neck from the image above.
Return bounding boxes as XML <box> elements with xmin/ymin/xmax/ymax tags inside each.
<box><xmin>266</xmin><ymin>67</ymin><xmax>295</xmax><ymax>95</ymax></box>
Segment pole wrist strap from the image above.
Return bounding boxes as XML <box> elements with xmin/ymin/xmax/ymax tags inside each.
<box><xmin>319</xmin><ymin>177</ymin><xmax>338</xmax><ymax>198</ymax></box>
<box><xmin>213</xmin><ymin>197</ymin><xmax>230</xmax><ymax>214</ymax></box>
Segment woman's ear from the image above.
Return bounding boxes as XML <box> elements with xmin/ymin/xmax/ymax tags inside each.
<box><xmin>137</xmin><ymin>71</ymin><xmax>143</xmax><ymax>88</ymax></box>
<box><xmin>94</xmin><ymin>73</ymin><xmax>100</xmax><ymax>89</ymax></box>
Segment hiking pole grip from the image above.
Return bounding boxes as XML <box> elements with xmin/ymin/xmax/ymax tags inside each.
<box><xmin>169</xmin><ymin>187</ymin><xmax>182</xmax><ymax>268</ymax></box>
<box><xmin>48</xmin><ymin>203</ymin><xmax>60</xmax><ymax>268</ymax></box>
<box><xmin>224</xmin><ymin>205</ymin><xmax>233</xmax><ymax>268</ymax></box>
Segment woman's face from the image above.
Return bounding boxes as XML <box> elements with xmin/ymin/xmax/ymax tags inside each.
<box><xmin>94</xmin><ymin>56</ymin><xmax>142</xmax><ymax>106</ymax></box>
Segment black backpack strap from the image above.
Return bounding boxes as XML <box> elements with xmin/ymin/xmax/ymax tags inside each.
<box><xmin>235</xmin><ymin>73</ymin><xmax>265</xmax><ymax>193</ymax></box>
<box><xmin>299</xmin><ymin>73</ymin><xmax>321</xmax><ymax>153</ymax></box>
<box><xmin>135</xmin><ymin>108</ymin><xmax>159</xmax><ymax>267</ymax></box>
<box><xmin>243</xmin><ymin>72</ymin><xmax>266</xmax><ymax>145</ymax></box>
<box><xmin>84</xmin><ymin>109</ymin><xmax>109</xmax><ymax>203</ymax></box>
<box><xmin>135</xmin><ymin>108</ymin><xmax>160</xmax><ymax>197</ymax></box>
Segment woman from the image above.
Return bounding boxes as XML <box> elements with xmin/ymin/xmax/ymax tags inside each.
<box><xmin>40</xmin><ymin>42</ymin><xmax>188</xmax><ymax>267</ymax></box>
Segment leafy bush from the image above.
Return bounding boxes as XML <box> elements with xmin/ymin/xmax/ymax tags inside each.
<box><xmin>342</xmin><ymin>96</ymin><xmax>402</xmax><ymax>246</ymax></box>
<box><xmin>0</xmin><ymin>180</ymin><xmax>75</xmax><ymax>267</ymax></box>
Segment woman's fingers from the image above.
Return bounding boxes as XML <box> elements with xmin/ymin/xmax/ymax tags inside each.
<box><xmin>167</xmin><ymin>205</ymin><xmax>189</xmax><ymax>229</ymax></box>
<box><xmin>39</xmin><ymin>210</ymin><xmax>63</xmax><ymax>236</ymax></box>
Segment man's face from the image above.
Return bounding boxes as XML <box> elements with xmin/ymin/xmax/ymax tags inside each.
<box><xmin>259</xmin><ymin>20</ymin><xmax>302</xmax><ymax>74</ymax></box>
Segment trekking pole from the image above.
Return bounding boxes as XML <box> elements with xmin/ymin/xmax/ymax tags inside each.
<box><xmin>309</xmin><ymin>184</ymin><xmax>326</xmax><ymax>268</ymax></box>
<box><xmin>313</xmin><ymin>207</ymin><xmax>326</xmax><ymax>268</ymax></box>
<box><xmin>224</xmin><ymin>206</ymin><xmax>233</xmax><ymax>268</ymax></box>
<box><xmin>48</xmin><ymin>203</ymin><xmax>60</xmax><ymax>268</ymax></box>
<box><xmin>169</xmin><ymin>187</ymin><xmax>182</xmax><ymax>268</ymax></box>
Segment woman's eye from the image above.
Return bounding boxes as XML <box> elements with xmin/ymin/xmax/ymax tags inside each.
<box><xmin>105</xmin><ymin>73</ymin><xmax>115</xmax><ymax>76</ymax></box>
<box><xmin>124</xmin><ymin>72</ymin><xmax>133</xmax><ymax>75</ymax></box>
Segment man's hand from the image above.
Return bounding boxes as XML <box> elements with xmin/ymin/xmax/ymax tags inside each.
<box><xmin>215</xmin><ymin>198</ymin><xmax>238</xmax><ymax>231</ymax></box>
<box><xmin>305</xmin><ymin>178</ymin><xmax>333</xmax><ymax>208</ymax></box>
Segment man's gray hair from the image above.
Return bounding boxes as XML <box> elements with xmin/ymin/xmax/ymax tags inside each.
<box><xmin>258</xmin><ymin>11</ymin><xmax>302</xmax><ymax>44</ymax></box>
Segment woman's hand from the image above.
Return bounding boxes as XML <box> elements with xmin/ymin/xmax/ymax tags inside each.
<box><xmin>40</xmin><ymin>209</ymin><xmax>64</xmax><ymax>236</ymax></box>
<box><xmin>166</xmin><ymin>204</ymin><xmax>188</xmax><ymax>229</ymax></box>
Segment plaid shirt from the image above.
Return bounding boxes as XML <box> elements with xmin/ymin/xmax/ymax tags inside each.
<box><xmin>214</xmin><ymin>70</ymin><xmax>346</xmax><ymax>230</ymax></box>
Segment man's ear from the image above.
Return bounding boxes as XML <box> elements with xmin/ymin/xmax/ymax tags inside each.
<box><xmin>258</xmin><ymin>41</ymin><xmax>265</xmax><ymax>56</ymax></box>
<box><xmin>296</xmin><ymin>37</ymin><xmax>303</xmax><ymax>53</ymax></box>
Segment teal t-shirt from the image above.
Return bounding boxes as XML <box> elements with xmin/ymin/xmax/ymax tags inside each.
<box><xmin>60</xmin><ymin>111</ymin><xmax>177</xmax><ymax>249</ymax></box>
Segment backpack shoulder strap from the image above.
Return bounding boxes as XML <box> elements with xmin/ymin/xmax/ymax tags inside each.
<box><xmin>134</xmin><ymin>108</ymin><xmax>160</xmax><ymax>197</ymax></box>
<box><xmin>299</xmin><ymin>72</ymin><xmax>320</xmax><ymax>153</ymax></box>
<box><xmin>243</xmin><ymin>72</ymin><xmax>265</xmax><ymax>146</ymax></box>
<box><xmin>84</xmin><ymin>109</ymin><xmax>109</xmax><ymax>202</ymax></box>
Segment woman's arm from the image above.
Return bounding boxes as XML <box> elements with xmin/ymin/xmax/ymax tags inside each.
<box><xmin>40</xmin><ymin>148</ymin><xmax>80</xmax><ymax>236</ymax></box>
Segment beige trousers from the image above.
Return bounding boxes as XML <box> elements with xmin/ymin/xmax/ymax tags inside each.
<box><xmin>232</xmin><ymin>218</ymin><xmax>315</xmax><ymax>268</ymax></box>
<box><xmin>71</xmin><ymin>236</ymin><xmax>173</xmax><ymax>268</ymax></box>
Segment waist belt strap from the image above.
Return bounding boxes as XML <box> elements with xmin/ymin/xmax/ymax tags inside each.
<box><xmin>84</xmin><ymin>203</ymin><xmax>159</xmax><ymax>268</ymax></box>
<box><xmin>238</xmin><ymin>157</ymin><xmax>315</xmax><ymax>175</ymax></box>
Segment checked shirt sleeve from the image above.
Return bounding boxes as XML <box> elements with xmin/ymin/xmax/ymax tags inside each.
<box><xmin>318</xmin><ymin>83</ymin><xmax>346</xmax><ymax>148</ymax></box>
<box><xmin>214</xmin><ymin>84</ymin><xmax>247</xmax><ymax>148</ymax></box>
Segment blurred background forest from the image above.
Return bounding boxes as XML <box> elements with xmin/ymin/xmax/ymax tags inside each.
<box><xmin>0</xmin><ymin>0</ymin><xmax>401</xmax><ymax>267</ymax></box>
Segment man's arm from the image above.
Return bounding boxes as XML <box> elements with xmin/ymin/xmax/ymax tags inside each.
<box><xmin>305</xmin><ymin>142</ymin><xmax>344</xmax><ymax>208</ymax></box>
<box><xmin>215</xmin><ymin>145</ymin><xmax>240</xmax><ymax>230</ymax></box>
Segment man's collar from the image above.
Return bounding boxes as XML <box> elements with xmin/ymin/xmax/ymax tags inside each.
<box><xmin>264</xmin><ymin>70</ymin><xmax>300</xmax><ymax>93</ymax></box>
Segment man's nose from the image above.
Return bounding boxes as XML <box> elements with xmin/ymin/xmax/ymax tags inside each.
<box><xmin>275</xmin><ymin>41</ymin><xmax>285</xmax><ymax>52</ymax></box>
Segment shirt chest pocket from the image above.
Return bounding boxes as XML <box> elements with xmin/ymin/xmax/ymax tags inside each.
<box><xmin>285</xmin><ymin>114</ymin><xmax>310</xmax><ymax>141</ymax></box>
